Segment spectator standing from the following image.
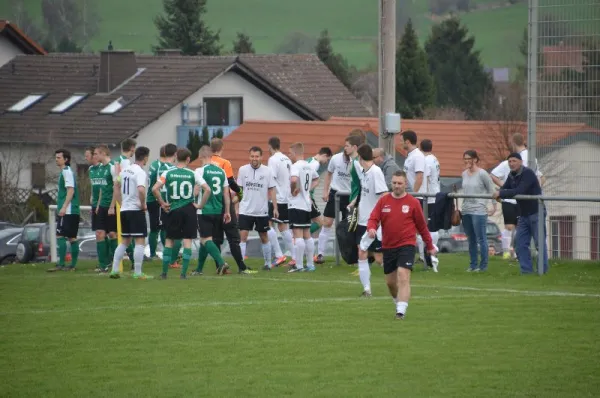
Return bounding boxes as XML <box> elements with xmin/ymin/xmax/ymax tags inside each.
<box><xmin>373</xmin><ymin>148</ymin><xmax>400</xmax><ymax>190</ymax></box>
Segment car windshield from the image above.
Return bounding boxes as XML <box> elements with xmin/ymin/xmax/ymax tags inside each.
<box><xmin>22</xmin><ymin>227</ymin><xmax>40</xmax><ymax>241</ymax></box>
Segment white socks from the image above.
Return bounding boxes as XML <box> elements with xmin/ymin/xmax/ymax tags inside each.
<box><xmin>502</xmin><ymin>229</ymin><xmax>512</xmax><ymax>252</ymax></box>
<box><xmin>417</xmin><ymin>234</ymin><xmax>425</xmax><ymax>260</ymax></box>
<box><xmin>282</xmin><ymin>229</ymin><xmax>294</xmax><ymax>259</ymax></box>
<box><xmin>261</xmin><ymin>243</ymin><xmax>271</xmax><ymax>268</ymax></box>
<box><xmin>134</xmin><ymin>244</ymin><xmax>144</xmax><ymax>274</ymax></box>
<box><xmin>111</xmin><ymin>243</ymin><xmax>127</xmax><ymax>273</ymax></box>
<box><xmin>295</xmin><ymin>238</ymin><xmax>306</xmax><ymax>269</ymax></box>
<box><xmin>358</xmin><ymin>259</ymin><xmax>371</xmax><ymax>293</ymax></box>
<box><xmin>318</xmin><ymin>226</ymin><xmax>332</xmax><ymax>256</ymax></box>
<box><xmin>396</xmin><ymin>301</ymin><xmax>408</xmax><ymax>315</ymax></box>
<box><xmin>268</xmin><ymin>227</ymin><xmax>284</xmax><ymax>258</ymax></box>
<box><xmin>305</xmin><ymin>238</ymin><xmax>315</xmax><ymax>268</ymax></box>
<box><xmin>431</xmin><ymin>231</ymin><xmax>439</xmax><ymax>247</ymax></box>
<box><xmin>240</xmin><ymin>242</ymin><xmax>247</xmax><ymax>258</ymax></box>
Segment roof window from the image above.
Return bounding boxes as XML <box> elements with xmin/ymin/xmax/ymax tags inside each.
<box><xmin>7</xmin><ymin>94</ymin><xmax>45</xmax><ymax>112</ymax></box>
<box><xmin>50</xmin><ymin>94</ymin><xmax>87</xmax><ymax>113</ymax></box>
<box><xmin>99</xmin><ymin>94</ymin><xmax>139</xmax><ymax>114</ymax></box>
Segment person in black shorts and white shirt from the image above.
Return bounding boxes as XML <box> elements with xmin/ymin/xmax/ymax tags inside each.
<box><xmin>110</xmin><ymin>147</ymin><xmax>151</xmax><ymax>279</ymax></box>
<box><xmin>350</xmin><ymin>144</ymin><xmax>388</xmax><ymax>297</ymax></box>
<box><xmin>267</xmin><ymin>137</ymin><xmax>294</xmax><ymax>267</ymax></box>
<box><xmin>420</xmin><ymin>139</ymin><xmax>440</xmax><ymax>272</ymax></box>
<box><xmin>237</xmin><ymin>146</ymin><xmax>278</xmax><ymax>270</ymax></box>
<box><xmin>287</xmin><ymin>142</ymin><xmax>320</xmax><ymax>273</ymax></box>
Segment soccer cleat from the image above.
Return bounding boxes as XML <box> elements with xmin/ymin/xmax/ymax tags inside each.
<box><xmin>109</xmin><ymin>272</ymin><xmax>121</xmax><ymax>279</ymax></box>
<box><xmin>262</xmin><ymin>265</ymin><xmax>271</xmax><ymax>271</ymax></box>
<box><xmin>273</xmin><ymin>256</ymin><xmax>287</xmax><ymax>267</ymax></box>
<box><xmin>47</xmin><ymin>266</ymin><xmax>64</xmax><ymax>272</ymax></box>
<box><xmin>313</xmin><ymin>254</ymin><xmax>325</xmax><ymax>264</ymax></box>
<box><xmin>243</xmin><ymin>255</ymin><xmax>249</xmax><ymax>260</ymax></box>
<box><xmin>360</xmin><ymin>291</ymin><xmax>372</xmax><ymax>298</ymax></box>
<box><xmin>285</xmin><ymin>259</ymin><xmax>296</xmax><ymax>268</ymax></box>
<box><xmin>191</xmin><ymin>271</ymin><xmax>203</xmax><ymax>276</ymax></box>
<box><xmin>395</xmin><ymin>313</ymin><xmax>405</xmax><ymax>320</ymax></box>
<box><xmin>133</xmin><ymin>273</ymin><xmax>153</xmax><ymax>280</ymax></box>
<box><xmin>64</xmin><ymin>266</ymin><xmax>76</xmax><ymax>272</ymax></box>
<box><xmin>169</xmin><ymin>262</ymin><xmax>181</xmax><ymax>269</ymax></box>
<box><xmin>217</xmin><ymin>263</ymin><xmax>230</xmax><ymax>275</ymax></box>
<box><xmin>305</xmin><ymin>266</ymin><xmax>316</xmax><ymax>272</ymax></box>
<box><xmin>288</xmin><ymin>266</ymin><xmax>304</xmax><ymax>273</ymax></box>
<box><xmin>239</xmin><ymin>269</ymin><xmax>258</xmax><ymax>275</ymax></box>
<box><xmin>159</xmin><ymin>273</ymin><xmax>167</xmax><ymax>280</ymax></box>
<box><xmin>350</xmin><ymin>269</ymin><xmax>360</xmax><ymax>276</ymax></box>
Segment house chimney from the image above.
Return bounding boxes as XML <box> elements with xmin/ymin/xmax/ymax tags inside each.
<box><xmin>156</xmin><ymin>49</ymin><xmax>182</xmax><ymax>56</ymax></box>
<box><xmin>98</xmin><ymin>50</ymin><xmax>137</xmax><ymax>93</ymax></box>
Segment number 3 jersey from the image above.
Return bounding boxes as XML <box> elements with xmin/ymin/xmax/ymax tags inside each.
<box><xmin>236</xmin><ymin>164</ymin><xmax>276</xmax><ymax>217</ymax></box>
<box><xmin>288</xmin><ymin>160</ymin><xmax>319</xmax><ymax>212</ymax></box>
<box><xmin>159</xmin><ymin>167</ymin><xmax>201</xmax><ymax>211</ymax></box>
<box><xmin>119</xmin><ymin>163</ymin><xmax>148</xmax><ymax>211</ymax></box>
<box><xmin>194</xmin><ymin>164</ymin><xmax>228</xmax><ymax>215</ymax></box>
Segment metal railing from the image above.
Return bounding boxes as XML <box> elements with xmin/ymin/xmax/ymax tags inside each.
<box><xmin>333</xmin><ymin>191</ymin><xmax>351</xmax><ymax>266</ymax></box>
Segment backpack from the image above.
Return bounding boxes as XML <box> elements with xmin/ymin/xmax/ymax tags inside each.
<box><xmin>336</xmin><ymin>218</ymin><xmax>358</xmax><ymax>265</ymax></box>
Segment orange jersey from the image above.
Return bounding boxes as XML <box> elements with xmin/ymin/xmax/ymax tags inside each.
<box><xmin>210</xmin><ymin>155</ymin><xmax>234</xmax><ymax>178</ymax></box>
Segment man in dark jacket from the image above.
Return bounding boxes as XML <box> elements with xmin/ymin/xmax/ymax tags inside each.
<box><xmin>493</xmin><ymin>153</ymin><xmax>548</xmax><ymax>274</ymax></box>
<box><xmin>373</xmin><ymin>148</ymin><xmax>401</xmax><ymax>190</ymax></box>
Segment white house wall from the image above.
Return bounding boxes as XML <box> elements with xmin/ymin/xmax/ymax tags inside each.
<box><xmin>0</xmin><ymin>36</ymin><xmax>23</xmax><ymax>67</ymax></box>
<box><xmin>136</xmin><ymin>70</ymin><xmax>303</xmax><ymax>163</ymax></box>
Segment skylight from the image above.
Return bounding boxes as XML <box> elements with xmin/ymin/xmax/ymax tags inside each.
<box><xmin>98</xmin><ymin>95</ymin><xmax>139</xmax><ymax>115</ymax></box>
<box><xmin>50</xmin><ymin>94</ymin><xmax>87</xmax><ymax>113</ymax></box>
<box><xmin>7</xmin><ymin>94</ymin><xmax>45</xmax><ymax>112</ymax></box>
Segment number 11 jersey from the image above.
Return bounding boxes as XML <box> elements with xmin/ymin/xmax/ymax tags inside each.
<box><xmin>120</xmin><ymin>163</ymin><xmax>147</xmax><ymax>211</ymax></box>
<box><xmin>159</xmin><ymin>167</ymin><xmax>198</xmax><ymax>211</ymax></box>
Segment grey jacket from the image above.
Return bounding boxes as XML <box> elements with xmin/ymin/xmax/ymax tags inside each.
<box><xmin>379</xmin><ymin>155</ymin><xmax>400</xmax><ymax>190</ymax></box>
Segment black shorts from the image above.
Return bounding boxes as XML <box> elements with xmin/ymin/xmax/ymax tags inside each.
<box><xmin>91</xmin><ymin>206</ymin><xmax>99</xmax><ymax>231</ymax></box>
<box><xmin>97</xmin><ymin>206</ymin><xmax>117</xmax><ymax>233</ymax></box>
<box><xmin>159</xmin><ymin>206</ymin><xmax>168</xmax><ymax>230</ymax></box>
<box><xmin>165</xmin><ymin>203</ymin><xmax>197</xmax><ymax>240</ymax></box>
<box><xmin>502</xmin><ymin>201</ymin><xmax>520</xmax><ymax>225</ymax></box>
<box><xmin>197</xmin><ymin>214</ymin><xmax>224</xmax><ymax>239</ymax></box>
<box><xmin>239</xmin><ymin>214</ymin><xmax>270</xmax><ymax>232</ymax></box>
<box><xmin>120</xmin><ymin>210</ymin><xmax>148</xmax><ymax>237</ymax></box>
<box><xmin>147</xmin><ymin>201</ymin><xmax>161</xmax><ymax>232</ymax></box>
<box><xmin>309</xmin><ymin>198</ymin><xmax>321</xmax><ymax>219</ymax></box>
<box><xmin>323</xmin><ymin>189</ymin><xmax>350</xmax><ymax>219</ymax></box>
<box><xmin>355</xmin><ymin>225</ymin><xmax>382</xmax><ymax>253</ymax></box>
<box><xmin>268</xmin><ymin>202</ymin><xmax>289</xmax><ymax>223</ymax></box>
<box><xmin>427</xmin><ymin>203</ymin><xmax>434</xmax><ymax>230</ymax></box>
<box><xmin>56</xmin><ymin>214</ymin><xmax>80</xmax><ymax>239</ymax></box>
<box><xmin>383</xmin><ymin>245</ymin><xmax>416</xmax><ymax>274</ymax></box>
<box><xmin>288</xmin><ymin>208</ymin><xmax>312</xmax><ymax>229</ymax></box>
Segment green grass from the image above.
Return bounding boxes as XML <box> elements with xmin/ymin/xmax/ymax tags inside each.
<box><xmin>1</xmin><ymin>254</ymin><xmax>600</xmax><ymax>397</ymax></box>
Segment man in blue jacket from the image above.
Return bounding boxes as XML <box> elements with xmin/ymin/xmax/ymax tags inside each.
<box><xmin>493</xmin><ymin>153</ymin><xmax>548</xmax><ymax>274</ymax></box>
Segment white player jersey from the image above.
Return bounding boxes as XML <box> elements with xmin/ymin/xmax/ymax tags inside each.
<box><xmin>492</xmin><ymin>149</ymin><xmax>543</xmax><ymax>205</ymax></box>
<box><xmin>119</xmin><ymin>163</ymin><xmax>147</xmax><ymax>211</ymax></box>
<box><xmin>404</xmin><ymin>148</ymin><xmax>427</xmax><ymax>194</ymax></box>
<box><xmin>306</xmin><ymin>157</ymin><xmax>320</xmax><ymax>173</ymax></box>
<box><xmin>425</xmin><ymin>154</ymin><xmax>441</xmax><ymax>204</ymax></box>
<box><xmin>237</xmin><ymin>164</ymin><xmax>276</xmax><ymax>217</ymax></box>
<box><xmin>268</xmin><ymin>151</ymin><xmax>292</xmax><ymax>204</ymax></box>
<box><xmin>327</xmin><ymin>152</ymin><xmax>352</xmax><ymax>193</ymax></box>
<box><xmin>288</xmin><ymin>160</ymin><xmax>319</xmax><ymax>212</ymax></box>
<box><xmin>358</xmin><ymin>164</ymin><xmax>388</xmax><ymax>226</ymax></box>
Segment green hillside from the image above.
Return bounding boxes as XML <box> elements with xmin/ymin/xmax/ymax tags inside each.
<box><xmin>0</xmin><ymin>0</ymin><xmax>553</xmax><ymax>69</ymax></box>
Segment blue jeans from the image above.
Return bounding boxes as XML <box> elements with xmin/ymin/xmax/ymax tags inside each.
<box><xmin>462</xmin><ymin>214</ymin><xmax>488</xmax><ymax>271</ymax></box>
<box><xmin>515</xmin><ymin>213</ymin><xmax>549</xmax><ymax>274</ymax></box>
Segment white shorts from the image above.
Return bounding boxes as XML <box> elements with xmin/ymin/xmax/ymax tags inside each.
<box><xmin>359</xmin><ymin>226</ymin><xmax>383</xmax><ymax>252</ymax></box>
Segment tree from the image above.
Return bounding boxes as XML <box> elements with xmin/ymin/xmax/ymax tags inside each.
<box><xmin>187</xmin><ymin>130</ymin><xmax>203</xmax><ymax>161</ymax></box>
<box><xmin>43</xmin><ymin>36</ymin><xmax>83</xmax><ymax>53</ymax></box>
<box><xmin>275</xmin><ymin>32</ymin><xmax>317</xmax><ymax>54</ymax></box>
<box><xmin>11</xmin><ymin>0</ymin><xmax>44</xmax><ymax>43</ymax></box>
<box><xmin>425</xmin><ymin>17</ymin><xmax>493</xmax><ymax>119</ymax></box>
<box><xmin>315</xmin><ymin>29</ymin><xmax>353</xmax><ymax>89</ymax></box>
<box><xmin>154</xmin><ymin>0</ymin><xmax>221</xmax><ymax>56</ymax></box>
<box><xmin>395</xmin><ymin>19</ymin><xmax>435</xmax><ymax>119</ymax></box>
<box><xmin>41</xmin><ymin>0</ymin><xmax>99</xmax><ymax>51</ymax></box>
<box><xmin>232</xmin><ymin>32</ymin><xmax>255</xmax><ymax>54</ymax></box>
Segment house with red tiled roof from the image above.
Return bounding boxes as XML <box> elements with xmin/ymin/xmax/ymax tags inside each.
<box><xmin>0</xmin><ymin>20</ymin><xmax>46</xmax><ymax>67</ymax></box>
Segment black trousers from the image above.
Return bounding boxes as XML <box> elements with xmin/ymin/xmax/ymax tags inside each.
<box><xmin>214</xmin><ymin>201</ymin><xmax>246</xmax><ymax>271</ymax></box>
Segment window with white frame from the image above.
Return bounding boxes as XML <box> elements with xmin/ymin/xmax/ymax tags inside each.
<box><xmin>204</xmin><ymin>97</ymin><xmax>243</xmax><ymax>126</ymax></box>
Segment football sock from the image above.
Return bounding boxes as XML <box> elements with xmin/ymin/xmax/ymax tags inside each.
<box><xmin>162</xmin><ymin>247</ymin><xmax>172</xmax><ymax>274</ymax></box>
<box><xmin>97</xmin><ymin>240</ymin><xmax>107</xmax><ymax>268</ymax></box>
<box><xmin>109</xmin><ymin>238</ymin><xmax>118</xmax><ymax>261</ymax></box>
<box><xmin>282</xmin><ymin>229</ymin><xmax>294</xmax><ymax>257</ymax></box>
<box><xmin>171</xmin><ymin>240</ymin><xmax>182</xmax><ymax>263</ymax></box>
<box><xmin>396</xmin><ymin>301</ymin><xmax>408</xmax><ymax>315</ymax></box>
<box><xmin>149</xmin><ymin>231</ymin><xmax>158</xmax><ymax>257</ymax></box>
<box><xmin>318</xmin><ymin>227</ymin><xmax>331</xmax><ymax>256</ymax></box>
<box><xmin>112</xmin><ymin>243</ymin><xmax>127</xmax><ymax>273</ymax></box>
<box><xmin>57</xmin><ymin>237</ymin><xmax>67</xmax><ymax>266</ymax></box>
<box><xmin>310</xmin><ymin>222</ymin><xmax>320</xmax><ymax>234</ymax></box>
<box><xmin>295</xmin><ymin>238</ymin><xmax>306</xmax><ymax>269</ymax></box>
<box><xmin>304</xmin><ymin>238</ymin><xmax>315</xmax><ymax>268</ymax></box>
<box><xmin>502</xmin><ymin>229</ymin><xmax>512</xmax><ymax>252</ymax></box>
<box><xmin>159</xmin><ymin>230</ymin><xmax>166</xmax><ymax>247</ymax></box>
<box><xmin>181</xmin><ymin>248</ymin><xmax>192</xmax><ymax>276</ymax></box>
<box><xmin>205</xmin><ymin>240</ymin><xmax>225</xmax><ymax>267</ymax></box>
<box><xmin>134</xmin><ymin>244</ymin><xmax>144</xmax><ymax>275</ymax></box>
<box><xmin>261</xmin><ymin>243</ymin><xmax>271</xmax><ymax>267</ymax></box>
<box><xmin>358</xmin><ymin>259</ymin><xmax>371</xmax><ymax>293</ymax></box>
<box><xmin>196</xmin><ymin>244</ymin><xmax>208</xmax><ymax>272</ymax></box>
<box><xmin>126</xmin><ymin>242</ymin><xmax>134</xmax><ymax>262</ymax></box>
<box><xmin>70</xmin><ymin>240</ymin><xmax>79</xmax><ymax>267</ymax></box>
<box><xmin>240</xmin><ymin>242</ymin><xmax>247</xmax><ymax>258</ymax></box>
<box><xmin>431</xmin><ymin>231</ymin><xmax>439</xmax><ymax>247</ymax></box>
<box><xmin>268</xmin><ymin>228</ymin><xmax>284</xmax><ymax>258</ymax></box>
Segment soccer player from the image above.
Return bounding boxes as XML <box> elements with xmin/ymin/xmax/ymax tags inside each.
<box><xmin>93</xmin><ymin>145</ymin><xmax>118</xmax><ymax>267</ymax></box>
<box><xmin>305</xmin><ymin>147</ymin><xmax>333</xmax><ymax>240</ymax></box>
<box><xmin>113</xmin><ymin>138</ymin><xmax>136</xmax><ymax>265</ymax></box>
<box><xmin>191</xmin><ymin>145</ymin><xmax>234</xmax><ymax>275</ymax></box>
<box><xmin>110</xmin><ymin>147</ymin><xmax>152</xmax><ymax>279</ymax></box>
<box><xmin>267</xmin><ymin>137</ymin><xmax>293</xmax><ymax>267</ymax></box>
<box><xmin>287</xmin><ymin>142</ymin><xmax>320</xmax><ymax>272</ymax></box>
<box><xmin>147</xmin><ymin>143</ymin><xmax>177</xmax><ymax>259</ymax></box>
<box><xmin>237</xmin><ymin>146</ymin><xmax>278</xmax><ymax>270</ymax></box>
<box><xmin>152</xmin><ymin>148</ymin><xmax>200</xmax><ymax>279</ymax></box>
<box><xmin>47</xmin><ymin>149</ymin><xmax>80</xmax><ymax>272</ymax></box>
<box><xmin>209</xmin><ymin>138</ymin><xmax>250</xmax><ymax>272</ymax></box>
<box><xmin>349</xmin><ymin>144</ymin><xmax>387</xmax><ymax>296</ymax></box>
<box><xmin>367</xmin><ymin>171</ymin><xmax>436</xmax><ymax>320</ymax></box>
<box><xmin>420</xmin><ymin>139</ymin><xmax>440</xmax><ymax>272</ymax></box>
<box><xmin>86</xmin><ymin>146</ymin><xmax>106</xmax><ymax>272</ymax></box>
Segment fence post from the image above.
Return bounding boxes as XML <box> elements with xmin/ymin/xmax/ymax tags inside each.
<box><xmin>334</xmin><ymin>193</ymin><xmax>340</xmax><ymax>265</ymax></box>
<box><xmin>537</xmin><ymin>198</ymin><xmax>545</xmax><ymax>276</ymax></box>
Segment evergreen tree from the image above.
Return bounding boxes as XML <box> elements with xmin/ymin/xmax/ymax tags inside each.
<box><xmin>516</xmin><ymin>27</ymin><xmax>528</xmax><ymax>83</ymax></box>
<box><xmin>315</xmin><ymin>29</ymin><xmax>353</xmax><ymax>89</ymax></box>
<box><xmin>187</xmin><ymin>130</ymin><xmax>202</xmax><ymax>161</ymax></box>
<box><xmin>395</xmin><ymin>19</ymin><xmax>435</xmax><ymax>119</ymax></box>
<box><xmin>425</xmin><ymin>17</ymin><xmax>493</xmax><ymax>119</ymax></box>
<box><xmin>233</xmin><ymin>32</ymin><xmax>255</xmax><ymax>54</ymax></box>
<box><xmin>154</xmin><ymin>0</ymin><xmax>221</xmax><ymax>55</ymax></box>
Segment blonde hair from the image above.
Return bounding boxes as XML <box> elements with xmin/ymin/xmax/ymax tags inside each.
<box><xmin>290</xmin><ymin>142</ymin><xmax>304</xmax><ymax>155</ymax></box>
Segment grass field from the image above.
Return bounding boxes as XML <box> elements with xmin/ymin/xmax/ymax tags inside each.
<box><xmin>1</xmin><ymin>254</ymin><xmax>600</xmax><ymax>397</ymax></box>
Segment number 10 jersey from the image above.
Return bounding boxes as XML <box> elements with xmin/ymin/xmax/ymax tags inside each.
<box><xmin>159</xmin><ymin>167</ymin><xmax>199</xmax><ymax>211</ymax></box>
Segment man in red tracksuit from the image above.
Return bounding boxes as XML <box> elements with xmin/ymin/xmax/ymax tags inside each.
<box><xmin>367</xmin><ymin>170</ymin><xmax>436</xmax><ymax>320</ymax></box>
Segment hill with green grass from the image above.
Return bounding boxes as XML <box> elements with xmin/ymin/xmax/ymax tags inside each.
<box><xmin>2</xmin><ymin>0</ymin><xmax>596</xmax><ymax>70</ymax></box>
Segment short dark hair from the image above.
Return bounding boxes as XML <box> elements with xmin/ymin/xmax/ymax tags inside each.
<box><xmin>268</xmin><ymin>137</ymin><xmax>281</xmax><ymax>150</ymax></box>
<box><xmin>318</xmin><ymin>147</ymin><xmax>333</xmax><ymax>157</ymax></box>
<box><xmin>176</xmin><ymin>148</ymin><xmax>192</xmax><ymax>162</ymax></box>
<box><xmin>199</xmin><ymin>144</ymin><xmax>211</xmax><ymax>158</ymax></box>
<box><xmin>159</xmin><ymin>145</ymin><xmax>166</xmax><ymax>158</ymax></box>
<box><xmin>121</xmin><ymin>138</ymin><xmax>136</xmax><ymax>152</ymax></box>
<box><xmin>420</xmin><ymin>139</ymin><xmax>433</xmax><ymax>152</ymax></box>
<box><xmin>249</xmin><ymin>146</ymin><xmax>263</xmax><ymax>155</ymax></box>
<box><xmin>393</xmin><ymin>170</ymin><xmax>407</xmax><ymax>179</ymax></box>
<box><xmin>164</xmin><ymin>143</ymin><xmax>177</xmax><ymax>157</ymax></box>
<box><xmin>345</xmin><ymin>135</ymin><xmax>363</xmax><ymax>148</ymax></box>
<box><xmin>55</xmin><ymin>148</ymin><xmax>71</xmax><ymax>165</ymax></box>
<box><xmin>463</xmin><ymin>149</ymin><xmax>480</xmax><ymax>162</ymax></box>
<box><xmin>135</xmin><ymin>146</ymin><xmax>150</xmax><ymax>161</ymax></box>
<box><xmin>401</xmin><ymin>130</ymin><xmax>418</xmax><ymax>145</ymax></box>
<box><xmin>357</xmin><ymin>144</ymin><xmax>373</xmax><ymax>161</ymax></box>
<box><xmin>85</xmin><ymin>146</ymin><xmax>95</xmax><ymax>154</ymax></box>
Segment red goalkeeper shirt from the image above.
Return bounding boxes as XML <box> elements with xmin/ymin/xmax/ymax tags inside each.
<box><xmin>367</xmin><ymin>193</ymin><xmax>434</xmax><ymax>250</ymax></box>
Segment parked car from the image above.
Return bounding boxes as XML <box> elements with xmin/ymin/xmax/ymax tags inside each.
<box><xmin>437</xmin><ymin>221</ymin><xmax>502</xmax><ymax>254</ymax></box>
<box><xmin>0</xmin><ymin>221</ymin><xmax>20</xmax><ymax>230</ymax></box>
<box><xmin>0</xmin><ymin>227</ymin><xmax>23</xmax><ymax>265</ymax></box>
<box><xmin>16</xmin><ymin>222</ymin><xmax>94</xmax><ymax>263</ymax></box>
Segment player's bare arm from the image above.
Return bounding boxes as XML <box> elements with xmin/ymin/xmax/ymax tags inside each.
<box><xmin>223</xmin><ymin>188</ymin><xmax>231</xmax><ymax>224</ymax></box>
<box><xmin>137</xmin><ymin>185</ymin><xmax>147</xmax><ymax>212</ymax></box>
<box><xmin>322</xmin><ymin>171</ymin><xmax>332</xmax><ymax>202</ymax></box>
<box><xmin>290</xmin><ymin>176</ymin><xmax>299</xmax><ymax>196</ymax></box>
<box><xmin>413</xmin><ymin>171</ymin><xmax>424</xmax><ymax>192</ymax></box>
<box><xmin>59</xmin><ymin>187</ymin><xmax>74</xmax><ymax>217</ymax></box>
<box><xmin>269</xmin><ymin>187</ymin><xmax>279</xmax><ymax>219</ymax></box>
<box><xmin>194</xmin><ymin>183</ymin><xmax>211</xmax><ymax>210</ymax></box>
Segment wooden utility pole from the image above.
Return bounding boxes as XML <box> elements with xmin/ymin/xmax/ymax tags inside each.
<box><xmin>378</xmin><ymin>0</ymin><xmax>396</xmax><ymax>154</ymax></box>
